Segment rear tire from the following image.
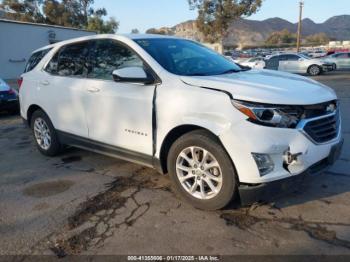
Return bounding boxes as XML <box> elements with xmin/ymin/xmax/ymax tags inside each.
<box><xmin>167</xmin><ymin>130</ymin><xmax>237</xmax><ymax>210</ymax></box>
<box><xmin>30</xmin><ymin>109</ymin><xmax>62</xmax><ymax>156</ymax></box>
<box><xmin>308</xmin><ymin>65</ymin><xmax>321</xmax><ymax>76</ymax></box>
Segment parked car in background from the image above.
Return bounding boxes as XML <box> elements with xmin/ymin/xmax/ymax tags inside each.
<box><xmin>307</xmin><ymin>50</ymin><xmax>328</xmax><ymax>58</ymax></box>
<box><xmin>239</xmin><ymin>57</ymin><xmax>266</xmax><ymax>69</ymax></box>
<box><xmin>19</xmin><ymin>34</ymin><xmax>342</xmax><ymax>210</ymax></box>
<box><xmin>322</xmin><ymin>52</ymin><xmax>350</xmax><ymax>70</ymax></box>
<box><xmin>264</xmin><ymin>53</ymin><xmax>334</xmax><ymax>76</ymax></box>
<box><xmin>0</xmin><ymin>78</ymin><xmax>19</xmax><ymax>114</ymax></box>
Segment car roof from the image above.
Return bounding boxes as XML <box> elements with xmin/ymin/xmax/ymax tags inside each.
<box><xmin>31</xmin><ymin>34</ymin><xmax>182</xmax><ymax>54</ymax></box>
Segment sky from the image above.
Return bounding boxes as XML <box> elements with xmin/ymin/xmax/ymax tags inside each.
<box><xmin>93</xmin><ymin>0</ymin><xmax>349</xmax><ymax>34</ymax></box>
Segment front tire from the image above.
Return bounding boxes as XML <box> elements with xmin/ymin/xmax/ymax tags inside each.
<box><xmin>308</xmin><ymin>65</ymin><xmax>322</xmax><ymax>76</ymax></box>
<box><xmin>31</xmin><ymin>110</ymin><xmax>61</xmax><ymax>156</ymax></box>
<box><xmin>167</xmin><ymin>130</ymin><xmax>237</xmax><ymax>210</ymax></box>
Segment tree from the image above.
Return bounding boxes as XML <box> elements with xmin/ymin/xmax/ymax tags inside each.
<box><xmin>0</xmin><ymin>0</ymin><xmax>119</xmax><ymax>33</ymax></box>
<box><xmin>306</xmin><ymin>33</ymin><xmax>330</xmax><ymax>45</ymax></box>
<box><xmin>43</xmin><ymin>0</ymin><xmax>97</xmax><ymax>28</ymax></box>
<box><xmin>0</xmin><ymin>0</ymin><xmax>45</xmax><ymax>23</ymax></box>
<box><xmin>87</xmin><ymin>16</ymin><xmax>119</xmax><ymax>33</ymax></box>
<box><xmin>146</xmin><ymin>28</ymin><xmax>167</xmax><ymax>35</ymax></box>
<box><xmin>189</xmin><ymin>0</ymin><xmax>262</xmax><ymax>43</ymax></box>
<box><xmin>131</xmin><ymin>28</ymin><xmax>140</xmax><ymax>34</ymax></box>
<box><xmin>265</xmin><ymin>29</ymin><xmax>297</xmax><ymax>45</ymax></box>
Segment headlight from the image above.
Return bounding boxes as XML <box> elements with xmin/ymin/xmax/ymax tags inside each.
<box><xmin>232</xmin><ymin>99</ymin><xmax>302</xmax><ymax>128</ymax></box>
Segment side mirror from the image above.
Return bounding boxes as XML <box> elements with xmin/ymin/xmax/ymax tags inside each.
<box><xmin>298</xmin><ymin>58</ymin><xmax>304</xmax><ymax>61</ymax></box>
<box><xmin>112</xmin><ymin>67</ymin><xmax>154</xmax><ymax>84</ymax></box>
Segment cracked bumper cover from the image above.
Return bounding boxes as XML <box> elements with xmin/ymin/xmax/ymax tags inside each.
<box><xmin>239</xmin><ymin>139</ymin><xmax>344</xmax><ymax>206</ymax></box>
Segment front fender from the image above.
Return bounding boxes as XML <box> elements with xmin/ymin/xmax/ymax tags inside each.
<box><xmin>182</xmin><ymin>112</ymin><xmax>232</xmax><ymax>136</ymax></box>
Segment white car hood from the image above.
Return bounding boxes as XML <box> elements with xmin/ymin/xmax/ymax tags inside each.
<box><xmin>181</xmin><ymin>69</ymin><xmax>337</xmax><ymax>105</ymax></box>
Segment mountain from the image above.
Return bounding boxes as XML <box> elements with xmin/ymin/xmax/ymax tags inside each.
<box><xmin>149</xmin><ymin>15</ymin><xmax>350</xmax><ymax>47</ymax></box>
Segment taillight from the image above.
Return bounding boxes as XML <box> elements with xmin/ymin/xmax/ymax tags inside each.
<box><xmin>17</xmin><ymin>77</ymin><xmax>23</xmax><ymax>89</ymax></box>
<box><xmin>8</xmin><ymin>89</ymin><xmax>16</xmax><ymax>95</ymax></box>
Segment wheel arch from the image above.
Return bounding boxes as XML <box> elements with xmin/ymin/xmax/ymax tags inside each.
<box><xmin>26</xmin><ymin>104</ymin><xmax>47</xmax><ymax>127</ymax></box>
<box><xmin>157</xmin><ymin>124</ymin><xmax>234</xmax><ymax>176</ymax></box>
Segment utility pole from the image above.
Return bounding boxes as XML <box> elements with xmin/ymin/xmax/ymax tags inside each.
<box><xmin>296</xmin><ymin>0</ymin><xmax>304</xmax><ymax>52</ymax></box>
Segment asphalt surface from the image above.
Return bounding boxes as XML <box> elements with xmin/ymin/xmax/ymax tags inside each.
<box><xmin>0</xmin><ymin>71</ymin><xmax>349</xmax><ymax>256</ymax></box>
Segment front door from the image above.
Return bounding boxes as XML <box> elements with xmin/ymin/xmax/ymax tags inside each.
<box><xmin>83</xmin><ymin>39</ymin><xmax>155</xmax><ymax>156</ymax></box>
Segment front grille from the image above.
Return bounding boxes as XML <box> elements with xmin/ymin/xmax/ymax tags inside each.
<box><xmin>303</xmin><ymin>111</ymin><xmax>340</xmax><ymax>143</ymax></box>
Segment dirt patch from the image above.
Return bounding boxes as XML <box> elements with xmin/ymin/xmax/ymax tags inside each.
<box><xmin>61</xmin><ymin>156</ymin><xmax>82</xmax><ymax>164</ymax></box>
<box><xmin>32</xmin><ymin>202</ymin><xmax>50</xmax><ymax>211</ymax></box>
<box><xmin>23</xmin><ymin>180</ymin><xmax>75</xmax><ymax>198</ymax></box>
<box><xmin>221</xmin><ymin>211</ymin><xmax>260</xmax><ymax>229</ymax></box>
<box><xmin>68</xmin><ymin>176</ymin><xmax>133</xmax><ymax>229</ymax></box>
<box><xmin>68</xmin><ymin>168</ymin><xmax>169</xmax><ymax>228</ymax></box>
<box><xmin>49</xmin><ymin>168</ymin><xmax>171</xmax><ymax>256</ymax></box>
<box><xmin>50</xmin><ymin>227</ymin><xmax>97</xmax><ymax>257</ymax></box>
<box><xmin>221</xmin><ymin>209</ymin><xmax>350</xmax><ymax>250</ymax></box>
<box><xmin>291</xmin><ymin>223</ymin><xmax>350</xmax><ymax>249</ymax></box>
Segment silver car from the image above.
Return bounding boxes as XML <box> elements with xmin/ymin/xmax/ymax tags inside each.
<box><xmin>323</xmin><ymin>52</ymin><xmax>350</xmax><ymax>70</ymax></box>
<box><xmin>264</xmin><ymin>53</ymin><xmax>334</xmax><ymax>76</ymax></box>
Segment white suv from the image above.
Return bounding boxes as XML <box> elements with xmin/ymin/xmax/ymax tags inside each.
<box><xmin>19</xmin><ymin>35</ymin><xmax>343</xmax><ymax>210</ymax></box>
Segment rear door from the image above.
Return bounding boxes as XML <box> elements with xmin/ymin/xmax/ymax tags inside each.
<box><xmin>285</xmin><ymin>54</ymin><xmax>303</xmax><ymax>73</ymax></box>
<box><xmin>41</xmin><ymin>41</ymin><xmax>90</xmax><ymax>137</ymax></box>
<box><xmin>278</xmin><ymin>55</ymin><xmax>291</xmax><ymax>72</ymax></box>
<box><xmin>265</xmin><ymin>56</ymin><xmax>280</xmax><ymax>70</ymax></box>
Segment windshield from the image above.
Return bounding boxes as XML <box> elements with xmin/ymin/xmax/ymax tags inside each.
<box><xmin>135</xmin><ymin>38</ymin><xmax>241</xmax><ymax>76</ymax></box>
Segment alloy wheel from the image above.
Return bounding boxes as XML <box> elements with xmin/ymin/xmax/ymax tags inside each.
<box><xmin>309</xmin><ymin>65</ymin><xmax>320</xmax><ymax>76</ymax></box>
<box><xmin>176</xmin><ymin>146</ymin><xmax>223</xmax><ymax>200</ymax></box>
<box><xmin>33</xmin><ymin>117</ymin><xmax>52</xmax><ymax>150</ymax></box>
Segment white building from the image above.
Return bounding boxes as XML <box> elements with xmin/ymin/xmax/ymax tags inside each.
<box><xmin>328</xmin><ymin>41</ymin><xmax>350</xmax><ymax>49</ymax></box>
<box><xmin>0</xmin><ymin>19</ymin><xmax>96</xmax><ymax>80</ymax></box>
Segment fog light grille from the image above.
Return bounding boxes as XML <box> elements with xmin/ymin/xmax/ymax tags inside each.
<box><xmin>252</xmin><ymin>153</ymin><xmax>274</xmax><ymax>176</ymax></box>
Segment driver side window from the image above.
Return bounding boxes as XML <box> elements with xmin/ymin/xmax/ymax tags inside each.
<box><xmin>88</xmin><ymin>39</ymin><xmax>143</xmax><ymax>80</ymax></box>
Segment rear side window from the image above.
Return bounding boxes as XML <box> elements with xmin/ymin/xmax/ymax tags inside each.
<box><xmin>278</xmin><ymin>55</ymin><xmax>288</xmax><ymax>61</ymax></box>
<box><xmin>24</xmin><ymin>48</ymin><xmax>52</xmax><ymax>73</ymax></box>
<box><xmin>88</xmin><ymin>39</ymin><xmax>143</xmax><ymax>80</ymax></box>
<box><xmin>285</xmin><ymin>55</ymin><xmax>300</xmax><ymax>61</ymax></box>
<box><xmin>45</xmin><ymin>41</ymin><xmax>90</xmax><ymax>77</ymax></box>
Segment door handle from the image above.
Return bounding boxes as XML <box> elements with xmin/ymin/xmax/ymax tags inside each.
<box><xmin>40</xmin><ymin>80</ymin><xmax>50</xmax><ymax>86</ymax></box>
<box><xmin>87</xmin><ymin>87</ymin><xmax>101</xmax><ymax>93</ymax></box>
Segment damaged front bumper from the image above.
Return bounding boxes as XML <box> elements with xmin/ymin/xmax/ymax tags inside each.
<box><xmin>238</xmin><ymin>139</ymin><xmax>344</xmax><ymax>206</ymax></box>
